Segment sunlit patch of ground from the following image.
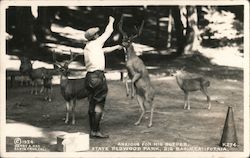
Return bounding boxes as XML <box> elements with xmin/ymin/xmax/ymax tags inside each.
<box><xmin>5</xmin><ymin>76</ymin><xmax>243</xmax><ymax>152</ymax></box>
<box><xmin>199</xmin><ymin>47</ymin><xmax>243</xmax><ymax>68</ymax></box>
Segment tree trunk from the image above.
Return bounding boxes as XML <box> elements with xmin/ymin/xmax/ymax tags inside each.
<box><xmin>155</xmin><ymin>7</ymin><xmax>160</xmax><ymax>46</ymax></box>
<box><xmin>167</xmin><ymin>9</ymin><xmax>173</xmax><ymax>48</ymax></box>
<box><xmin>172</xmin><ymin>6</ymin><xmax>185</xmax><ymax>55</ymax></box>
<box><xmin>35</xmin><ymin>7</ymin><xmax>55</xmax><ymax>41</ymax></box>
<box><xmin>13</xmin><ymin>7</ymin><xmax>36</xmax><ymax>49</ymax></box>
<box><xmin>183</xmin><ymin>6</ymin><xmax>201</xmax><ymax>54</ymax></box>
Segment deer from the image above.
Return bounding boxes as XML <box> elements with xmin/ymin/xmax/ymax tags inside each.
<box><xmin>171</xmin><ymin>68</ymin><xmax>211</xmax><ymax>110</ymax></box>
<box><xmin>53</xmin><ymin>51</ymin><xmax>89</xmax><ymax>125</ymax></box>
<box><xmin>19</xmin><ymin>56</ymin><xmax>32</xmax><ymax>86</ymax></box>
<box><xmin>19</xmin><ymin>56</ymin><xmax>55</xmax><ymax>98</ymax></box>
<box><xmin>29</xmin><ymin>67</ymin><xmax>48</xmax><ymax>95</ymax></box>
<box><xmin>118</xmin><ymin>16</ymin><xmax>155</xmax><ymax>128</ymax></box>
<box><xmin>41</xmin><ymin>71</ymin><xmax>53</xmax><ymax>102</ymax></box>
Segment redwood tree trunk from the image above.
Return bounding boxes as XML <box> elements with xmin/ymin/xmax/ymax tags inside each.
<box><xmin>183</xmin><ymin>6</ymin><xmax>201</xmax><ymax>54</ymax></box>
<box><xmin>172</xmin><ymin>6</ymin><xmax>185</xmax><ymax>55</ymax></box>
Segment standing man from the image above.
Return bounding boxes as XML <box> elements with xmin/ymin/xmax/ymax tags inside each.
<box><xmin>83</xmin><ymin>16</ymin><xmax>122</xmax><ymax>138</ymax></box>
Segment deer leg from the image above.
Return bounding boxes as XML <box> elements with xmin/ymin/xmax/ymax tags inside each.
<box><xmin>48</xmin><ymin>88</ymin><xmax>52</xmax><ymax>102</ymax></box>
<box><xmin>201</xmin><ymin>88</ymin><xmax>211</xmax><ymax>110</ymax></box>
<box><xmin>65</xmin><ymin>101</ymin><xmax>70</xmax><ymax>124</ymax></box>
<box><xmin>44</xmin><ymin>88</ymin><xmax>48</xmax><ymax>100</ymax></box>
<box><xmin>23</xmin><ymin>76</ymin><xmax>26</xmax><ymax>86</ymax></box>
<box><xmin>20</xmin><ymin>75</ymin><xmax>24</xmax><ymax>86</ymax></box>
<box><xmin>25</xmin><ymin>76</ymin><xmax>29</xmax><ymax>86</ymax></box>
<box><xmin>101</xmin><ymin>112</ymin><xmax>105</xmax><ymax>120</ymax></box>
<box><xmin>187</xmin><ymin>92</ymin><xmax>190</xmax><ymax>110</ymax></box>
<box><xmin>40</xmin><ymin>85</ymin><xmax>44</xmax><ymax>94</ymax></box>
<box><xmin>131</xmin><ymin>73</ymin><xmax>141</xmax><ymax>98</ymax></box>
<box><xmin>184</xmin><ymin>92</ymin><xmax>188</xmax><ymax>109</ymax></box>
<box><xmin>147</xmin><ymin>100</ymin><xmax>154</xmax><ymax>128</ymax></box>
<box><xmin>135</xmin><ymin>95</ymin><xmax>145</xmax><ymax>126</ymax></box>
<box><xmin>31</xmin><ymin>81</ymin><xmax>34</xmax><ymax>94</ymax></box>
<box><xmin>40</xmin><ymin>78</ymin><xmax>45</xmax><ymax>94</ymax></box>
<box><xmin>34</xmin><ymin>81</ymin><xmax>38</xmax><ymax>95</ymax></box>
<box><xmin>72</xmin><ymin>99</ymin><xmax>76</xmax><ymax>125</ymax></box>
<box><xmin>131</xmin><ymin>82</ymin><xmax>135</xmax><ymax>99</ymax></box>
<box><xmin>125</xmin><ymin>75</ymin><xmax>130</xmax><ymax>97</ymax></box>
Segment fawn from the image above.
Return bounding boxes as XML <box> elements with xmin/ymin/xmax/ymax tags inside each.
<box><xmin>29</xmin><ymin>67</ymin><xmax>48</xmax><ymax>95</ymax></box>
<box><xmin>41</xmin><ymin>70</ymin><xmax>54</xmax><ymax>102</ymax></box>
<box><xmin>53</xmin><ymin>51</ymin><xmax>88</xmax><ymax>125</ymax></box>
<box><xmin>172</xmin><ymin>68</ymin><xmax>211</xmax><ymax>110</ymax></box>
<box><xmin>119</xmin><ymin>16</ymin><xmax>155</xmax><ymax>128</ymax></box>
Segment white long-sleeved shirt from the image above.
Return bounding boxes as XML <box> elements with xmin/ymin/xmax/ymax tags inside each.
<box><xmin>83</xmin><ymin>19</ymin><xmax>114</xmax><ymax>72</ymax></box>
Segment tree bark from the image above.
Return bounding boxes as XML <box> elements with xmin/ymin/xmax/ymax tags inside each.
<box><xmin>167</xmin><ymin>9</ymin><xmax>173</xmax><ymax>48</ymax></box>
<box><xmin>13</xmin><ymin>7</ymin><xmax>36</xmax><ymax>49</ymax></box>
<box><xmin>172</xmin><ymin>6</ymin><xmax>185</xmax><ymax>55</ymax></box>
<box><xmin>183</xmin><ymin>6</ymin><xmax>201</xmax><ymax>54</ymax></box>
<box><xmin>35</xmin><ymin>7</ymin><xmax>56</xmax><ymax>41</ymax></box>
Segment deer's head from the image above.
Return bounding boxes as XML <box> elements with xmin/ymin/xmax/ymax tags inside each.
<box><xmin>118</xmin><ymin>16</ymin><xmax>144</xmax><ymax>48</ymax></box>
<box><xmin>41</xmin><ymin>70</ymin><xmax>53</xmax><ymax>80</ymax></box>
<box><xmin>53</xmin><ymin>50</ymin><xmax>79</xmax><ymax>77</ymax></box>
<box><xmin>170</xmin><ymin>67</ymin><xmax>185</xmax><ymax>77</ymax></box>
<box><xmin>19</xmin><ymin>56</ymin><xmax>31</xmax><ymax>63</ymax></box>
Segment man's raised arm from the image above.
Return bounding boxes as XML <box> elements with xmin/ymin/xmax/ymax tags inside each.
<box><xmin>96</xmin><ymin>16</ymin><xmax>115</xmax><ymax>45</ymax></box>
<box><xmin>103</xmin><ymin>45</ymin><xmax>123</xmax><ymax>54</ymax></box>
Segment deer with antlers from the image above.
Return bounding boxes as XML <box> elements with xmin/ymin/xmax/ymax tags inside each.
<box><xmin>118</xmin><ymin>16</ymin><xmax>155</xmax><ymax>128</ymax></box>
<box><xmin>53</xmin><ymin>51</ymin><xmax>88</xmax><ymax>125</ymax></box>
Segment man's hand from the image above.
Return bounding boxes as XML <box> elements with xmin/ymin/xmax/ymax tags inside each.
<box><xmin>109</xmin><ymin>16</ymin><xmax>115</xmax><ymax>23</ymax></box>
<box><xmin>96</xmin><ymin>16</ymin><xmax>115</xmax><ymax>44</ymax></box>
<box><xmin>117</xmin><ymin>45</ymin><xmax>123</xmax><ymax>50</ymax></box>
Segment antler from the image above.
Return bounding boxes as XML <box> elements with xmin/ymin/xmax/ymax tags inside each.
<box><xmin>118</xmin><ymin>15</ymin><xmax>128</xmax><ymax>38</ymax></box>
<box><xmin>52</xmin><ymin>50</ymin><xmax>63</xmax><ymax>67</ymax></box>
<box><xmin>66</xmin><ymin>50</ymin><xmax>80</xmax><ymax>65</ymax></box>
<box><xmin>131</xmin><ymin>20</ymin><xmax>144</xmax><ymax>40</ymax></box>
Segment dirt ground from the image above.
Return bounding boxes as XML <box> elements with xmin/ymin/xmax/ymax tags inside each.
<box><xmin>5</xmin><ymin>74</ymin><xmax>243</xmax><ymax>152</ymax></box>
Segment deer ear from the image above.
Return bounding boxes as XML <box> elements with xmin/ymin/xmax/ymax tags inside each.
<box><xmin>169</xmin><ymin>69</ymin><xmax>174</xmax><ymax>75</ymax></box>
<box><xmin>53</xmin><ymin>65</ymin><xmax>61</xmax><ymax>74</ymax></box>
<box><xmin>180</xmin><ymin>66</ymin><xmax>186</xmax><ymax>71</ymax></box>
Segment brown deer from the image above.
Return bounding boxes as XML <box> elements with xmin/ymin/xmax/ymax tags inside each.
<box><xmin>53</xmin><ymin>51</ymin><xmax>88</xmax><ymax>125</ymax></box>
<box><xmin>41</xmin><ymin>70</ymin><xmax>53</xmax><ymax>102</ymax></box>
<box><xmin>19</xmin><ymin>56</ymin><xmax>32</xmax><ymax>86</ymax></box>
<box><xmin>118</xmin><ymin>16</ymin><xmax>155</xmax><ymax>128</ymax></box>
<box><xmin>171</xmin><ymin>68</ymin><xmax>211</xmax><ymax>110</ymax></box>
<box><xmin>29</xmin><ymin>67</ymin><xmax>48</xmax><ymax>95</ymax></box>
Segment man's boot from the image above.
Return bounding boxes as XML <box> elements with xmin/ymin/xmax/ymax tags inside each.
<box><xmin>93</xmin><ymin>112</ymin><xmax>109</xmax><ymax>139</ymax></box>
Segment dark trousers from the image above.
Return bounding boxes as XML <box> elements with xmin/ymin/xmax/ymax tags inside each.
<box><xmin>85</xmin><ymin>70</ymin><xmax>108</xmax><ymax>132</ymax></box>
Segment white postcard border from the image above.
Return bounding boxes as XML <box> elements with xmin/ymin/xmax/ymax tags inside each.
<box><xmin>0</xmin><ymin>0</ymin><xmax>249</xmax><ymax>157</ymax></box>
